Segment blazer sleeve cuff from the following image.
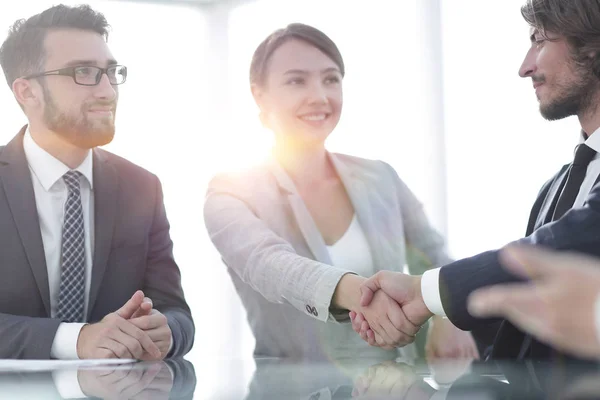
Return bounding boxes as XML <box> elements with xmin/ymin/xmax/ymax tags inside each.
<box><xmin>422</xmin><ymin>268</ymin><xmax>446</xmax><ymax>317</ymax></box>
<box><xmin>284</xmin><ymin>269</ymin><xmax>351</xmax><ymax>323</ymax></box>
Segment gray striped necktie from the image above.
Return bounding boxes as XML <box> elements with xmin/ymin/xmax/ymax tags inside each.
<box><xmin>56</xmin><ymin>170</ymin><xmax>86</xmax><ymax>323</ymax></box>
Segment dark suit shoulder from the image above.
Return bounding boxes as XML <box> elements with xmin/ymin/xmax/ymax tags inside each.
<box><xmin>94</xmin><ymin>148</ymin><xmax>159</xmax><ymax>183</ymax></box>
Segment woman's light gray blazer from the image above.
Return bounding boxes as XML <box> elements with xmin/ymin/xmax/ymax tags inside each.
<box><xmin>204</xmin><ymin>152</ymin><xmax>452</xmax><ymax>360</ymax></box>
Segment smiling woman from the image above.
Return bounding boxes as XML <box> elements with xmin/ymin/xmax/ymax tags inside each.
<box><xmin>203</xmin><ymin>22</ymin><xmax>479</xmax><ymax>363</ymax></box>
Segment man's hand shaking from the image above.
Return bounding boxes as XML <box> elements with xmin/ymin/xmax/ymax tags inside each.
<box><xmin>349</xmin><ymin>271</ymin><xmax>481</xmax><ymax>361</ymax></box>
<box><xmin>349</xmin><ymin>272</ymin><xmax>432</xmax><ymax>347</ymax></box>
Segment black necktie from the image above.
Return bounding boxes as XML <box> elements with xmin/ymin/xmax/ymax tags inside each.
<box><xmin>552</xmin><ymin>143</ymin><xmax>596</xmax><ymax>220</ymax></box>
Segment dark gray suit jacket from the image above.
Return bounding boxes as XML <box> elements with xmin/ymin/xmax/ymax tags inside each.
<box><xmin>0</xmin><ymin>127</ymin><xmax>194</xmax><ymax>359</ymax></box>
<box><xmin>438</xmin><ymin>163</ymin><xmax>600</xmax><ymax>359</ymax></box>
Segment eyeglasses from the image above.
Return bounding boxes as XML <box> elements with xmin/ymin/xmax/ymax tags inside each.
<box><xmin>23</xmin><ymin>65</ymin><xmax>127</xmax><ymax>86</ymax></box>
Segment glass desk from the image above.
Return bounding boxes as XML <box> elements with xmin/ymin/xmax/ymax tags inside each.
<box><xmin>1</xmin><ymin>356</ymin><xmax>599</xmax><ymax>399</ymax></box>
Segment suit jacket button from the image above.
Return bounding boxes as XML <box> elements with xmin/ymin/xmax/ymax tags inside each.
<box><xmin>306</xmin><ymin>305</ymin><xmax>318</xmax><ymax>317</ymax></box>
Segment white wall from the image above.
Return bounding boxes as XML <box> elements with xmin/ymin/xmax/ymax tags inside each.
<box><xmin>441</xmin><ymin>0</ymin><xmax>580</xmax><ymax>258</ymax></box>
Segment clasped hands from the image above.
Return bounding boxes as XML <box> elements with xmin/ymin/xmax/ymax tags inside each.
<box><xmin>339</xmin><ymin>272</ymin><xmax>479</xmax><ymax>359</ymax></box>
<box><xmin>76</xmin><ymin>290</ymin><xmax>172</xmax><ymax>360</ymax></box>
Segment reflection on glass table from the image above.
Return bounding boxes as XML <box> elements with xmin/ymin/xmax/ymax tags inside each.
<box><xmin>241</xmin><ymin>356</ymin><xmax>600</xmax><ymax>400</ymax></box>
<box><xmin>1</xmin><ymin>355</ymin><xmax>600</xmax><ymax>399</ymax></box>
<box><xmin>0</xmin><ymin>358</ymin><xmax>195</xmax><ymax>400</ymax></box>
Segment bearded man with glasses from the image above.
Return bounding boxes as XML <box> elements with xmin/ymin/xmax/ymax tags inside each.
<box><xmin>0</xmin><ymin>3</ymin><xmax>194</xmax><ymax>369</ymax></box>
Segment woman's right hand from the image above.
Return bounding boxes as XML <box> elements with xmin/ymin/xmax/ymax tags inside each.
<box><xmin>334</xmin><ymin>274</ymin><xmax>419</xmax><ymax>348</ymax></box>
<box><xmin>349</xmin><ymin>291</ymin><xmax>419</xmax><ymax>349</ymax></box>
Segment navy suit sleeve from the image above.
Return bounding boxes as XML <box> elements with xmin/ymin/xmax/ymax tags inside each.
<box><xmin>440</xmin><ymin>181</ymin><xmax>600</xmax><ymax>330</ymax></box>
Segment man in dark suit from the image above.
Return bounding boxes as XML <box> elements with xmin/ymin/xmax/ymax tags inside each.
<box><xmin>349</xmin><ymin>0</ymin><xmax>600</xmax><ymax>360</ymax></box>
<box><xmin>0</xmin><ymin>4</ymin><xmax>194</xmax><ymax>359</ymax></box>
<box><xmin>469</xmin><ymin>245</ymin><xmax>600</xmax><ymax>360</ymax></box>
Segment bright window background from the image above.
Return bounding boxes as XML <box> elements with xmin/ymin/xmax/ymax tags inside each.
<box><xmin>0</xmin><ymin>0</ymin><xmax>583</xmax><ymax>397</ymax></box>
<box><xmin>441</xmin><ymin>0</ymin><xmax>580</xmax><ymax>257</ymax></box>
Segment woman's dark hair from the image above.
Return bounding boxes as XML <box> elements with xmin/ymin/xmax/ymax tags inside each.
<box><xmin>521</xmin><ymin>0</ymin><xmax>600</xmax><ymax>77</ymax></box>
<box><xmin>249</xmin><ymin>23</ymin><xmax>345</xmax><ymax>87</ymax></box>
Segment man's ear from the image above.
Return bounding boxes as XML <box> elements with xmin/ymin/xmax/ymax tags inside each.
<box><xmin>588</xmin><ymin>52</ymin><xmax>600</xmax><ymax>79</ymax></box>
<box><xmin>12</xmin><ymin>78</ymin><xmax>41</xmax><ymax>109</ymax></box>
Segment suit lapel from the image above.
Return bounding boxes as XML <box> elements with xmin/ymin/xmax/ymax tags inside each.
<box><xmin>87</xmin><ymin>149</ymin><xmax>118</xmax><ymax>318</ymax></box>
<box><xmin>268</xmin><ymin>158</ymin><xmax>332</xmax><ymax>264</ymax></box>
<box><xmin>329</xmin><ymin>154</ymin><xmax>393</xmax><ymax>272</ymax></box>
<box><xmin>495</xmin><ymin>164</ymin><xmax>575</xmax><ymax>360</ymax></box>
<box><xmin>0</xmin><ymin>127</ymin><xmax>51</xmax><ymax>315</ymax></box>
<box><xmin>534</xmin><ymin>165</ymin><xmax>570</xmax><ymax>230</ymax></box>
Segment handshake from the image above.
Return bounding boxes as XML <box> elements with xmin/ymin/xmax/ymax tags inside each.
<box><xmin>334</xmin><ymin>272</ymin><xmax>479</xmax><ymax>359</ymax></box>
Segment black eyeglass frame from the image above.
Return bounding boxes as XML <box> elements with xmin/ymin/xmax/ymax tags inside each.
<box><xmin>22</xmin><ymin>65</ymin><xmax>127</xmax><ymax>86</ymax></box>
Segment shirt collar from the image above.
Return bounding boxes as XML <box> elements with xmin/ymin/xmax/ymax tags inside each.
<box><xmin>584</xmin><ymin>126</ymin><xmax>600</xmax><ymax>155</ymax></box>
<box><xmin>23</xmin><ymin>127</ymin><xmax>94</xmax><ymax>191</ymax></box>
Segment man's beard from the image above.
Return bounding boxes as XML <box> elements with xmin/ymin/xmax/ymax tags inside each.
<box><xmin>539</xmin><ymin>65</ymin><xmax>599</xmax><ymax>121</ymax></box>
<box><xmin>42</xmin><ymin>84</ymin><xmax>116</xmax><ymax>149</ymax></box>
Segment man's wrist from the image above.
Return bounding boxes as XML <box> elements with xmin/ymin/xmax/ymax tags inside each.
<box><xmin>332</xmin><ymin>274</ymin><xmax>366</xmax><ymax>310</ymax></box>
<box><xmin>76</xmin><ymin>323</ymin><xmax>91</xmax><ymax>359</ymax></box>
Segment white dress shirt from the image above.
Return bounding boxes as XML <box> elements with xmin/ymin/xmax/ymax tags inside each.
<box><xmin>23</xmin><ymin>129</ymin><xmax>94</xmax><ymax>359</ymax></box>
<box><xmin>421</xmin><ymin>129</ymin><xmax>600</xmax><ymax>317</ymax></box>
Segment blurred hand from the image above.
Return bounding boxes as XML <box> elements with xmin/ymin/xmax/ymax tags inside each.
<box><xmin>425</xmin><ymin>316</ymin><xmax>479</xmax><ymax>361</ymax></box>
<box><xmin>352</xmin><ymin>361</ymin><xmax>419</xmax><ymax>398</ymax></box>
<box><xmin>77</xmin><ymin>291</ymin><xmax>161</xmax><ymax>360</ymax></box>
<box><xmin>468</xmin><ymin>245</ymin><xmax>600</xmax><ymax>360</ymax></box>
<box><xmin>130</xmin><ymin>310</ymin><xmax>172</xmax><ymax>360</ymax></box>
<box><xmin>78</xmin><ymin>362</ymin><xmax>173</xmax><ymax>399</ymax></box>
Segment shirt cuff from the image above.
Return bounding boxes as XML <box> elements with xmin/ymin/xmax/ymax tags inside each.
<box><xmin>52</xmin><ymin>369</ymin><xmax>86</xmax><ymax>399</ymax></box>
<box><xmin>421</xmin><ymin>268</ymin><xmax>446</xmax><ymax>317</ymax></box>
<box><xmin>51</xmin><ymin>323</ymin><xmax>86</xmax><ymax>360</ymax></box>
